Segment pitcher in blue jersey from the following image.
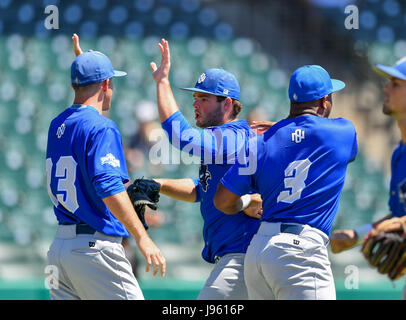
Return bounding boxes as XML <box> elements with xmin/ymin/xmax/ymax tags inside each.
<box><xmin>215</xmin><ymin>65</ymin><xmax>358</xmax><ymax>299</ymax></box>
<box><xmin>148</xmin><ymin>39</ymin><xmax>272</xmax><ymax>299</ymax></box>
<box><xmin>330</xmin><ymin>58</ymin><xmax>406</xmax><ymax>296</ymax></box>
<box><xmin>45</xmin><ymin>36</ymin><xmax>166</xmax><ymax>300</ymax></box>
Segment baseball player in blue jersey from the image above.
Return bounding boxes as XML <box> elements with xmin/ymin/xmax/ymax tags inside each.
<box><xmin>215</xmin><ymin>65</ymin><xmax>358</xmax><ymax>299</ymax></box>
<box><xmin>147</xmin><ymin>39</ymin><xmax>270</xmax><ymax>299</ymax></box>
<box><xmin>330</xmin><ymin>58</ymin><xmax>406</xmax><ymax>294</ymax></box>
<box><xmin>45</xmin><ymin>37</ymin><xmax>166</xmax><ymax>300</ymax></box>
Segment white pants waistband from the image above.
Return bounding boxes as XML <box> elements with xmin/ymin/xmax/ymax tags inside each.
<box><xmin>257</xmin><ymin>222</ymin><xmax>329</xmax><ymax>246</ymax></box>
<box><xmin>55</xmin><ymin>225</ymin><xmax>123</xmax><ymax>243</ymax></box>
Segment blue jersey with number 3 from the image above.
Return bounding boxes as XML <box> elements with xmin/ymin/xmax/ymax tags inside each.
<box><xmin>220</xmin><ymin>115</ymin><xmax>357</xmax><ymax>236</ymax></box>
<box><xmin>46</xmin><ymin>104</ymin><xmax>130</xmax><ymax>237</ymax></box>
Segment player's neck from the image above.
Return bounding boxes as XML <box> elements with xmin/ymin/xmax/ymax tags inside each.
<box><xmin>288</xmin><ymin>109</ymin><xmax>320</xmax><ymax>118</ymax></box>
<box><xmin>396</xmin><ymin>119</ymin><xmax>406</xmax><ymax>143</ymax></box>
<box><xmin>73</xmin><ymin>96</ymin><xmax>103</xmax><ymax>114</ymax></box>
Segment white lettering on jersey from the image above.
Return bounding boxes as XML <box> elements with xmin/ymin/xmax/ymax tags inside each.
<box><xmin>277</xmin><ymin>158</ymin><xmax>311</xmax><ymax>204</ymax></box>
<box><xmin>100</xmin><ymin>153</ymin><xmax>121</xmax><ymax>167</ymax></box>
<box><xmin>46</xmin><ymin>156</ymin><xmax>79</xmax><ymax>213</ymax></box>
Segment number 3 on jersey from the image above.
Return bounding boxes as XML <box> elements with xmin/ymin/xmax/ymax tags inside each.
<box><xmin>46</xmin><ymin>156</ymin><xmax>79</xmax><ymax>213</ymax></box>
<box><xmin>277</xmin><ymin>159</ymin><xmax>311</xmax><ymax>204</ymax></box>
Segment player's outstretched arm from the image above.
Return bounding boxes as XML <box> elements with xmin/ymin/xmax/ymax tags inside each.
<box><xmin>72</xmin><ymin>33</ymin><xmax>83</xmax><ymax>57</ymax></box>
<box><xmin>330</xmin><ymin>229</ymin><xmax>358</xmax><ymax>253</ymax></box>
<box><xmin>368</xmin><ymin>215</ymin><xmax>406</xmax><ymax>237</ymax></box>
<box><xmin>248</xmin><ymin>120</ymin><xmax>276</xmax><ymax>135</ymax></box>
<box><xmin>214</xmin><ymin>183</ymin><xmax>262</xmax><ymax>218</ymax></box>
<box><xmin>103</xmin><ymin>191</ymin><xmax>166</xmax><ymax>277</ymax></box>
<box><xmin>150</xmin><ymin>39</ymin><xmax>180</xmax><ymax>122</ymax></box>
<box><xmin>154</xmin><ymin>178</ymin><xmax>197</xmax><ymax>203</ymax></box>
<box><xmin>330</xmin><ymin>213</ymin><xmax>394</xmax><ymax>253</ymax></box>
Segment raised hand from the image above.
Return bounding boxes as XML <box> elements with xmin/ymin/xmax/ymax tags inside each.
<box><xmin>150</xmin><ymin>38</ymin><xmax>171</xmax><ymax>83</ymax></box>
<box><xmin>72</xmin><ymin>33</ymin><xmax>83</xmax><ymax>57</ymax></box>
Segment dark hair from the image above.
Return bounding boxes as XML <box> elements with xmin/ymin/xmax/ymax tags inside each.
<box><xmin>216</xmin><ymin>96</ymin><xmax>242</xmax><ymax>119</ymax></box>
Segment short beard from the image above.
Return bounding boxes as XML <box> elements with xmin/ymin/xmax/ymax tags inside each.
<box><xmin>382</xmin><ymin>104</ymin><xmax>392</xmax><ymax>116</ymax></box>
<box><xmin>197</xmin><ymin>106</ymin><xmax>224</xmax><ymax>128</ymax></box>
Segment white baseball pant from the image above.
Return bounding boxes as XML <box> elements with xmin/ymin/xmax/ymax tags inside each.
<box><xmin>197</xmin><ymin>253</ymin><xmax>248</xmax><ymax>300</ymax></box>
<box><xmin>46</xmin><ymin>224</ymin><xmax>144</xmax><ymax>300</ymax></box>
<box><xmin>244</xmin><ymin>222</ymin><xmax>336</xmax><ymax>300</ymax></box>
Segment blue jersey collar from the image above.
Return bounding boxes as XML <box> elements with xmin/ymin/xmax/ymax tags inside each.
<box><xmin>70</xmin><ymin>104</ymin><xmax>99</xmax><ymax>113</ymax></box>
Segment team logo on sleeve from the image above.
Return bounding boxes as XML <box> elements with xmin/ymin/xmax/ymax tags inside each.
<box><xmin>101</xmin><ymin>153</ymin><xmax>121</xmax><ymax>168</ymax></box>
<box><xmin>56</xmin><ymin>123</ymin><xmax>66</xmax><ymax>139</ymax></box>
<box><xmin>199</xmin><ymin>164</ymin><xmax>211</xmax><ymax>192</ymax></box>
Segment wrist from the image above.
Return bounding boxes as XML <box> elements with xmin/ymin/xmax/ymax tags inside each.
<box><xmin>153</xmin><ymin>178</ymin><xmax>162</xmax><ymax>189</ymax></box>
<box><xmin>240</xmin><ymin>194</ymin><xmax>251</xmax><ymax>211</ymax></box>
<box><xmin>156</xmin><ymin>78</ymin><xmax>170</xmax><ymax>86</ymax></box>
<box><xmin>354</xmin><ymin>224</ymin><xmax>372</xmax><ymax>245</ymax></box>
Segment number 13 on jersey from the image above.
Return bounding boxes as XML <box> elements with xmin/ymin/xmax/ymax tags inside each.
<box><xmin>277</xmin><ymin>159</ymin><xmax>312</xmax><ymax>204</ymax></box>
<box><xmin>46</xmin><ymin>156</ymin><xmax>79</xmax><ymax>213</ymax></box>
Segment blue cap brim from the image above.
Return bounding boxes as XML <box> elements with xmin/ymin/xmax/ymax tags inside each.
<box><xmin>180</xmin><ymin>88</ymin><xmax>217</xmax><ymax>96</ymax></box>
<box><xmin>113</xmin><ymin>70</ymin><xmax>127</xmax><ymax>77</ymax></box>
<box><xmin>180</xmin><ymin>87</ymin><xmax>226</xmax><ymax>97</ymax></box>
<box><xmin>373</xmin><ymin>64</ymin><xmax>406</xmax><ymax>81</ymax></box>
<box><xmin>331</xmin><ymin>79</ymin><xmax>346</xmax><ymax>93</ymax></box>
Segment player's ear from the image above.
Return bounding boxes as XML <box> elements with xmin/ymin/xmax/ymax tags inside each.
<box><xmin>101</xmin><ymin>79</ymin><xmax>109</xmax><ymax>92</ymax></box>
<box><xmin>318</xmin><ymin>95</ymin><xmax>329</xmax><ymax>110</ymax></box>
<box><xmin>319</xmin><ymin>95</ymin><xmax>333</xmax><ymax>117</ymax></box>
<box><xmin>223</xmin><ymin>97</ymin><xmax>233</xmax><ymax>118</ymax></box>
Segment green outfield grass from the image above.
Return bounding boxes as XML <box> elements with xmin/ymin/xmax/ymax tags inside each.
<box><xmin>0</xmin><ymin>278</ymin><xmax>403</xmax><ymax>300</ymax></box>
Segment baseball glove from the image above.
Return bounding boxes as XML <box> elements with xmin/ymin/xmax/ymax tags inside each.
<box><xmin>362</xmin><ymin>231</ymin><xmax>406</xmax><ymax>280</ymax></box>
<box><xmin>127</xmin><ymin>178</ymin><xmax>161</xmax><ymax>230</ymax></box>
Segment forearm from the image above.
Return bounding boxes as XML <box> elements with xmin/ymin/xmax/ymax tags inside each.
<box><xmin>103</xmin><ymin>190</ymin><xmax>150</xmax><ymax>241</ymax></box>
<box><xmin>353</xmin><ymin>213</ymin><xmax>394</xmax><ymax>244</ymax></box>
<box><xmin>371</xmin><ymin>213</ymin><xmax>393</xmax><ymax>227</ymax></box>
<box><xmin>218</xmin><ymin>195</ymin><xmax>251</xmax><ymax>215</ymax></box>
<box><xmin>154</xmin><ymin>178</ymin><xmax>197</xmax><ymax>202</ymax></box>
<box><xmin>214</xmin><ymin>183</ymin><xmax>252</xmax><ymax>215</ymax></box>
<box><xmin>156</xmin><ymin>79</ymin><xmax>180</xmax><ymax>122</ymax></box>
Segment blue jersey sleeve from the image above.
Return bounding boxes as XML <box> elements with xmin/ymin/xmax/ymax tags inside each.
<box><xmin>220</xmin><ymin>162</ymin><xmax>254</xmax><ymax>196</ymax></box>
<box><xmin>85</xmin><ymin>125</ymin><xmax>129</xmax><ymax>198</ymax></box>
<box><xmin>349</xmin><ymin>127</ymin><xmax>358</xmax><ymax>163</ymax></box>
<box><xmin>161</xmin><ymin>111</ymin><xmax>247</xmax><ymax>163</ymax></box>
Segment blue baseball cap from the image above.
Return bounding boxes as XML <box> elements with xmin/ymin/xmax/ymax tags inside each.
<box><xmin>71</xmin><ymin>50</ymin><xmax>127</xmax><ymax>86</ymax></box>
<box><xmin>374</xmin><ymin>57</ymin><xmax>406</xmax><ymax>80</ymax></box>
<box><xmin>181</xmin><ymin>68</ymin><xmax>240</xmax><ymax>100</ymax></box>
<box><xmin>288</xmin><ymin>65</ymin><xmax>345</xmax><ymax>103</ymax></box>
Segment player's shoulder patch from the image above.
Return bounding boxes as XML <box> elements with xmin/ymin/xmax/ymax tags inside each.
<box><xmin>100</xmin><ymin>153</ymin><xmax>121</xmax><ymax>168</ymax></box>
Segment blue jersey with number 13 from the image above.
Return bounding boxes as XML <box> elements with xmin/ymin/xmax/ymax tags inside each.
<box><xmin>46</xmin><ymin>104</ymin><xmax>130</xmax><ymax>237</ymax></box>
